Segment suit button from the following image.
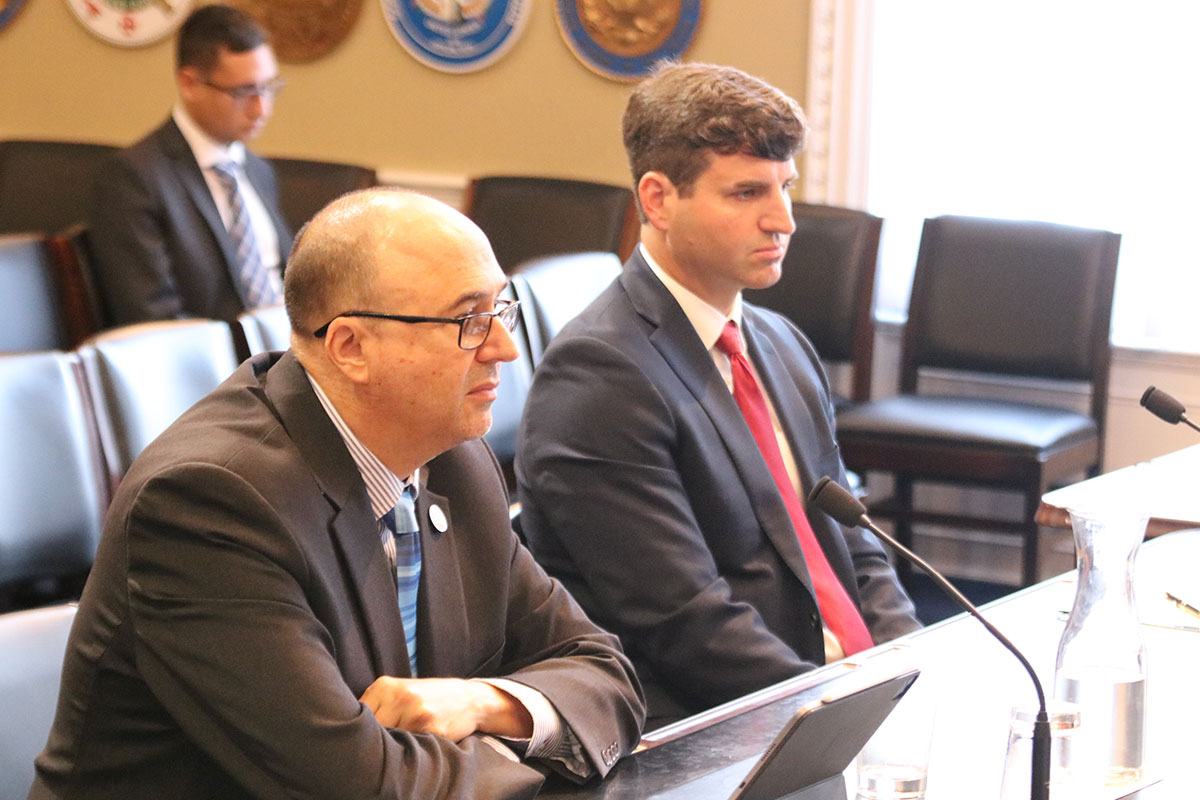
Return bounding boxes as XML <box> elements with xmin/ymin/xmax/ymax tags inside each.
<box><xmin>809</xmin><ymin>612</ymin><xmax>820</xmax><ymax>626</ymax></box>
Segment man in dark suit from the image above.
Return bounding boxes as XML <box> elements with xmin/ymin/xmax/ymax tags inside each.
<box><xmin>31</xmin><ymin>189</ymin><xmax>644</xmax><ymax>798</ymax></box>
<box><xmin>88</xmin><ymin>5</ymin><xmax>292</xmax><ymax>325</ymax></box>
<box><xmin>516</xmin><ymin>62</ymin><xmax>921</xmax><ymax>728</ymax></box>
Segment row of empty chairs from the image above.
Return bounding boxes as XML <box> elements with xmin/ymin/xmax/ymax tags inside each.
<box><xmin>4</xmin><ymin>205</ymin><xmax>1121</xmax><ymax>598</ymax></box>
<box><xmin>0</xmin><ymin>249</ymin><xmax>623</xmax><ymax>612</ymax></box>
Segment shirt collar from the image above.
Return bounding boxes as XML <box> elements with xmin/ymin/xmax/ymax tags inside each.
<box><xmin>303</xmin><ymin>371</ymin><xmax>417</xmax><ymax>522</ymax></box>
<box><xmin>172</xmin><ymin>104</ymin><xmax>246</xmax><ymax>170</ymax></box>
<box><xmin>640</xmin><ymin>243</ymin><xmax>744</xmax><ymax>350</ymax></box>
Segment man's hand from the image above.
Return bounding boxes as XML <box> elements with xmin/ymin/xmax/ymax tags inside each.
<box><xmin>359</xmin><ymin>677</ymin><xmax>534</xmax><ymax>742</ymax></box>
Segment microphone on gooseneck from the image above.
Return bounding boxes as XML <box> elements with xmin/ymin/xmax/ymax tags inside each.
<box><xmin>1140</xmin><ymin>386</ymin><xmax>1200</xmax><ymax>434</ymax></box>
<box><xmin>807</xmin><ymin>476</ymin><xmax>1052</xmax><ymax>800</ymax></box>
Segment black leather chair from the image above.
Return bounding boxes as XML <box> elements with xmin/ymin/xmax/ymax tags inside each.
<box><xmin>0</xmin><ymin>139</ymin><xmax>117</xmax><ymax>235</ymax></box>
<box><xmin>835</xmin><ymin>215</ymin><xmax>1121</xmax><ymax>586</ymax></box>
<box><xmin>236</xmin><ymin>303</ymin><xmax>292</xmax><ymax>359</ymax></box>
<box><xmin>463</xmin><ymin>176</ymin><xmax>638</xmax><ymax>274</ymax></box>
<box><xmin>0</xmin><ymin>352</ymin><xmax>106</xmax><ymax>608</ymax></box>
<box><xmin>509</xmin><ymin>251</ymin><xmax>623</xmax><ymax>364</ymax></box>
<box><xmin>744</xmin><ymin>202</ymin><xmax>882</xmax><ymax>408</ymax></box>
<box><xmin>77</xmin><ymin>320</ymin><xmax>240</xmax><ymax>487</ymax></box>
<box><xmin>0</xmin><ymin>603</ymin><xmax>77</xmax><ymax>800</ymax></box>
<box><xmin>267</xmin><ymin>156</ymin><xmax>377</xmax><ymax>234</ymax></box>
<box><xmin>0</xmin><ymin>233</ymin><xmax>69</xmax><ymax>352</ymax></box>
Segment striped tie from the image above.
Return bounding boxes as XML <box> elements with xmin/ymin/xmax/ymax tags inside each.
<box><xmin>381</xmin><ymin>486</ymin><xmax>422</xmax><ymax>676</ymax></box>
<box><xmin>211</xmin><ymin>161</ymin><xmax>281</xmax><ymax>309</ymax></box>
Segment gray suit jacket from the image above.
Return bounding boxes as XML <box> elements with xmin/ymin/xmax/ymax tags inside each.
<box><xmin>516</xmin><ymin>252</ymin><xmax>920</xmax><ymax>725</ymax></box>
<box><xmin>88</xmin><ymin>118</ymin><xmax>292</xmax><ymax>325</ymax></box>
<box><xmin>31</xmin><ymin>351</ymin><xmax>644</xmax><ymax>799</ymax></box>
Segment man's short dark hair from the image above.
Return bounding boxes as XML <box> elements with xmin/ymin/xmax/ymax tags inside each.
<box><xmin>622</xmin><ymin>61</ymin><xmax>807</xmax><ymax>218</ymax></box>
<box><xmin>176</xmin><ymin>4</ymin><xmax>269</xmax><ymax>73</ymax></box>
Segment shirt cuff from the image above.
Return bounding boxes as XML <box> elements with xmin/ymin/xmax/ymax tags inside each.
<box><xmin>474</xmin><ymin>677</ymin><xmax>592</xmax><ymax>779</ymax></box>
<box><xmin>473</xmin><ymin>677</ymin><xmax>559</xmax><ymax>756</ymax></box>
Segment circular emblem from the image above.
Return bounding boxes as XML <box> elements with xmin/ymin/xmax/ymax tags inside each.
<box><xmin>1</xmin><ymin>0</ymin><xmax>31</xmax><ymax>34</ymax></box>
<box><xmin>229</xmin><ymin>0</ymin><xmax>364</xmax><ymax>64</ymax></box>
<box><xmin>428</xmin><ymin>503</ymin><xmax>449</xmax><ymax>533</ymax></box>
<box><xmin>65</xmin><ymin>0</ymin><xmax>194</xmax><ymax>48</ymax></box>
<box><xmin>555</xmin><ymin>0</ymin><xmax>702</xmax><ymax>82</ymax></box>
<box><xmin>380</xmin><ymin>0</ymin><xmax>531</xmax><ymax>74</ymax></box>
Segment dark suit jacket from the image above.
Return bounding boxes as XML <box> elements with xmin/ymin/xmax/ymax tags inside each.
<box><xmin>88</xmin><ymin>118</ymin><xmax>292</xmax><ymax>325</ymax></box>
<box><xmin>31</xmin><ymin>351</ymin><xmax>644</xmax><ymax>799</ymax></box>
<box><xmin>516</xmin><ymin>252</ymin><xmax>920</xmax><ymax>725</ymax></box>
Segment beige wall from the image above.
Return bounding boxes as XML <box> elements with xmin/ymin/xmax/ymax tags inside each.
<box><xmin>0</xmin><ymin>2</ymin><xmax>810</xmax><ymax>186</ymax></box>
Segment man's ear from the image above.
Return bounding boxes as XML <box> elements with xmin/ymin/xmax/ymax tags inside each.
<box><xmin>177</xmin><ymin>67</ymin><xmax>200</xmax><ymax>102</ymax></box>
<box><xmin>637</xmin><ymin>171</ymin><xmax>676</xmax><ymax>232</ymax></box>
<box><xmin>323</xmin><ymin>319</ymin><xmax>371</xmax><ymax>385</ymax></box>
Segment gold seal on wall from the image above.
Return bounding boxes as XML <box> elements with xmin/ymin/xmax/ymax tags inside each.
<box><xmin>576</xmin><ymin>0</ymin><xmax>681</xmax><ymax>58</ymax></box>
<box><xmin>230</xmin><ymin>0</ymin><xmax>363</xmax><ymax>63</ymax></box>
<box><xmin>556</xmin><ymin>0</ymin><xmax>701</xmax><ymax>82</ymax></box>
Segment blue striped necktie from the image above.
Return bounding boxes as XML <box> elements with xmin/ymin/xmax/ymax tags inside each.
<box><xmin>381</xmin><ymin>486</ymin><xmax>421</xmax><ymax>676</ymax></box>
<box><xmin>211</xmin><ymin>161</ymin><xmax>281</xmax><ymax>309</ymax></box>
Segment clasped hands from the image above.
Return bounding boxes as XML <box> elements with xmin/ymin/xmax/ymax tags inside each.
<box><xmin>360</xmin><ymin>676</ymin><xmax>534</xmax><ymax>742</ymax></box>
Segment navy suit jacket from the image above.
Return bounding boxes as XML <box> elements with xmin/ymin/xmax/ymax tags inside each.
<box><xmin>31</xmin><ymin>351</ymin><xmax>644</xmax><ymax>799</ymax></box>
<box><xmin>516</xmin><ymin>251</ymin><xmax>920</xmax><ymax>725</ymax></box>
<box><xmin>88</xmin><ymin>118</ymin><xmax>292</xmax><ymax>325</ymax></box>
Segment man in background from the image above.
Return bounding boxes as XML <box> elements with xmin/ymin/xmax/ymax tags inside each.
<box><xmin>88</xmin><ymin>4</ymin><xmax>291</xmax><ymax>324</ymax></box>
<box><xmin>31</xmin><ymin>189</ymin><xmax>644</xmax><ymax>798</ymax></box>
<box><xmin>516</xmin><ymin>62</ymin><xmax>921</xmax><ymax>728</ymax></box>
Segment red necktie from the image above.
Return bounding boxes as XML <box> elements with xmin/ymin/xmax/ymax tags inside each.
<box><xmin>716</xmin><ymin>321</ymin><xmax>874</xmax><ymax>655</ymax></box>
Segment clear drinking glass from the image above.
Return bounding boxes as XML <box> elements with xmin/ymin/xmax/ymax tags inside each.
<box><xmin>997</xmin><ymin>705</ymin><xmax>1080</xmax><ymax>800</ymax></box>
<box><xmin>855</xmin><ymin>672</ymin><xmax>935</xmax><ymax>799</ymax></box>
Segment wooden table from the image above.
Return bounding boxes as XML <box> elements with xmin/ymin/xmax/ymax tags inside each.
<box><xmin>1037</xmin><ymin>444</ymin><xmax>1200</xmax><ymax>537</ymax></box>
<box><xmin>540</xmin><ymin>531</ymin><xmax>1200</xmax><ymax>799</ymax></box>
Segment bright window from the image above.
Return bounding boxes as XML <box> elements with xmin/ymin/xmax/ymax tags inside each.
<box><xmin>867</xmin><ymin>1</ymin><xmax>1200</xmax><ymax>352</ymax></box>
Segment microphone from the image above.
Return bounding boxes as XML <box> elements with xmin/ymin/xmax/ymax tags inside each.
<box><xmin>808</xmin><ymin>476</ymin><xmax>1051</xmax><ymax>800</ymax></box>
<box><xmin>1140</xmin><ymin>385</ymin><xmax>1200</xmax><ymax>434</ymax></box>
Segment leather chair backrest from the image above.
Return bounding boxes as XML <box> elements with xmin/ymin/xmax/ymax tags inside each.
<box><xmin>903</xmin><ymin>215</ymin><xmax>1121</xmax><ymax>388</ymax></box>
<box><xmin>745</xmin><ymin>203</ymin><xmax>882</xmax><ymax>402</ymax></box>
<box><xmin>509</xmin><ymin>251</ymin><xmax>623</xmax><ymax>363</ymax></box>
<box><xmin>0</xmin><ymin>352</ymin><xmax>105</xmax><ymax>589</ymax></box>
<box><xmin>0</xmin><ymin>234</ymin><xmax>69</xmax><ymax>353</ymax></box>
<box><xmin>237</xmin><ymin>304</ymin><xmax>292</xmax><ymax>357</ymax></box>
<box><xmin>464</xmin><ymin>176</ymin><xmax>638</xmax><ymax>273</ymax></box>
<box><xmin>267</xmin><ymin>156</ymin><xmax>377</xmax><ymax>234</ymax></box>
<box><xmin>0</xmin><ymin>603</ymin><xmax>77</xmax><ymax>800</ymax></box>
<box><xmin>0</xmin><ymin>140</ymin><xmax>118</xmax><ymax>235</ymax></box>
<box><xmin>77</xmin><ymin>320</ymin><xmax>240</xmax><ymax>481</ymax></box>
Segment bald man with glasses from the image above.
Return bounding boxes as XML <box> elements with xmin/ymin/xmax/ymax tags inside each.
<box><xmin>32</xmin><ymin>188</ymin><xmax>644</xmax><ymax>799</ymax></box>
<box><xmin>87</xmin><ymin>4</ymin><xmax>293</xmax><ymax>325</ymax></box>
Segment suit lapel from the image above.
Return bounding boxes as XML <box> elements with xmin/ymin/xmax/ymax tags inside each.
<box><xmin>261</xmin><ymin>352</ymin><xmax>408</xmax><ymax>678</ymax></box>
<box><xmin>411</xmin><ymin>484</ymin><xmax>468</xmax><ymax>678</ymax></box>
<box><xmin>160</xmin><ymin>119</ymin><xmax>242</xmax><ymax>273</ymax></box>
<box><xmin>620</xmin><ymin>256</ymin><xmax>815</xmax><ymax>589</ymax></box>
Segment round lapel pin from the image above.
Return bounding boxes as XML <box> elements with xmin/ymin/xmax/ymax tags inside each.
<box><xmin>428</xmin><ymin>503</ymin><xmax>449</xmax><ymax>533</ymax></box>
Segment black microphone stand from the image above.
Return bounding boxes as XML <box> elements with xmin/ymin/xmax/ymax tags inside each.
<box><xmin>808</xmin><ymin>477</ymin><xmax>1052</xmax><ymax>800</ymax></box>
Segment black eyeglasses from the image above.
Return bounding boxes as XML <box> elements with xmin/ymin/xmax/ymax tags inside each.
<box><xmin>202</xmin><ymin>77</ymin><xmax>287</xmax><ymax>105</ymax></box>
<box><xmin>313</xmin><ymin>299</ymin><xmax>521</xmax><ymax>350</ymax></box>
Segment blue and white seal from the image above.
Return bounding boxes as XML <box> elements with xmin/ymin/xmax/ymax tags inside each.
<box><xmin>381</xmin><ymin>0</ymin><xmax>531</xmax><ymax>74</ymax></box>
<box><xmin>555</xmin><ymin>0</ymin><xmax>702</xmax><ymax>82</ymax></box>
